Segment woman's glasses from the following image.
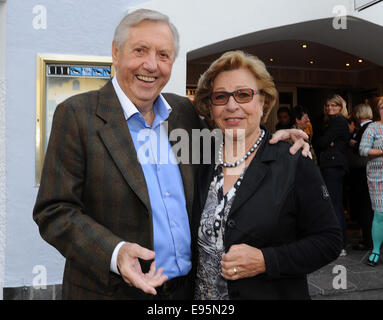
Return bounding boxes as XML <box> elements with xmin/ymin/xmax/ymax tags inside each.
<box><xmin>210</xmin><ymin>88</ymin><xmax>262</xmax><ymax>106</ymax></box>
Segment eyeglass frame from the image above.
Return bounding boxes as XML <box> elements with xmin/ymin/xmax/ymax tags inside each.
<box><xmin>209</xmin><ymin>88</ymin><xmax>263</xmax><ymax>106</ymax></box>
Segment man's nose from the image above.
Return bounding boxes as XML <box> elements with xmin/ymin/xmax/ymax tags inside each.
<box><xmin>142</xmin><ymin>53</ymin><xmax>157</xmax><ymax>72</ymax></box>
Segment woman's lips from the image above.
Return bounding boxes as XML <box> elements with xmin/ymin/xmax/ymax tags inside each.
<box><xmin>224</xmin><ymin>118</ymin><xmax>243</xmax><ymax>126</ymax></box>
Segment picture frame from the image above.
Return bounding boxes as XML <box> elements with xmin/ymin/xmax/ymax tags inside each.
<box><xmin>35</xmin><ymin>54</ymin><xmax>114</xmax><ymax>185</ymax></box>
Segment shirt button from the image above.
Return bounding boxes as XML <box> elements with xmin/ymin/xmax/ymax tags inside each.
<box><xmin>165</xmin><ymin>192</ymin><xmax>170</xmax><ymax>197</ymax></box>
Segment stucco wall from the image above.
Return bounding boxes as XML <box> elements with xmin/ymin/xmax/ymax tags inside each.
<box><xmin>0</xmin><ymin>0</ymin><xmax>7</xmax><ymax>300</ymax></box>
<box><xmin>0</xmin><ymin>78</ymin><xmax>5</xmax><ymax>299</ymax></box>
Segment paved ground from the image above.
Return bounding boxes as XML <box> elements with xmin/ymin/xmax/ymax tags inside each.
<box><xmin>3</xmin><ymin>225</ymin><xmax>382</xmax><ymax>300</ymax></box>
<box><xmin>308</xmin><ymin>228</ymin><xmax>383</xmax><ymax>300</ymax></box>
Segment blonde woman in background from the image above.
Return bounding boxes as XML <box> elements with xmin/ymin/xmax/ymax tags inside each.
<box><xmin>359</xmin><ymin>99</ymin><xmax>383</xmax><ymax>266</ymax></box>
<box><xmin>314</xmin><ymin>94</ymin><xmax>350</xmax><ymax>257</ymax></box>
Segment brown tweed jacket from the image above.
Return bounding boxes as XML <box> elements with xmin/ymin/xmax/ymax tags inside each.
<box><xmin>33</xmin><ymin>81</ymin><xmax>204</xmax><ymax>299</ymax></box>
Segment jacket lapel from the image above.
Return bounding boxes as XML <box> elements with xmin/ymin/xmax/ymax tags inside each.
<box><xmin>96</xmin><ymin>81</ymin><xmax>151</xmax><ymax>214</ymax></box>
<box><xmin>165</xmin><ymin>94</ymin><xmax>195</xmax><ymax>220</ymax></box>
<box><xmin>229</xmin><ymin>133</ymin><xmax>277</xmax><ymax>216</ymax></box>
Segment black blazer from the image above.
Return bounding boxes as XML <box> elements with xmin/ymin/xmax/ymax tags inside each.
<box><xmin>315</xmin><ymin>115</ymin><xmax>350</xmax><ymax>172</ymax></box>
<box><xmin>191</xmin><ymin>131</ymin><xmax>342</xmax><ymax>300</ymax></box>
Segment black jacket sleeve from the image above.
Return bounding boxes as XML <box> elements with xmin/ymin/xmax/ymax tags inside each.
<box><xmin>261</xmin><ymin>155</ymin><xmax>343</xmax><ymax>278</ymax></box>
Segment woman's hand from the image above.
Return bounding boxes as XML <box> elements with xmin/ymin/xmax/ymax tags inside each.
<box><xmin>221</xmin><ymin>244</ymin><xmax>266</xmax><ymax>281</ymax></box>
<box><xmin>270</xmin><ymin>128</ymin><xmax>312</xmax><ymax>158</ymax></box>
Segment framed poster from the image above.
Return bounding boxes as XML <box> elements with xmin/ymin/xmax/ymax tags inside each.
<box><xmin>35</xmin><ymin>54</ymin><xmax>114</xmax><ymax>184</ymax></box>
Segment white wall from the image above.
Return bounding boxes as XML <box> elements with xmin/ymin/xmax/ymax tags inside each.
<box><xmin>354</xmin><ymin>0</ymin><xmax>383</xmax><ymax>24</ymax></box>
<box><xmin>0</xmin><ymin>0</ymin><xmax>7</xmax><ymax>300</ymax></box>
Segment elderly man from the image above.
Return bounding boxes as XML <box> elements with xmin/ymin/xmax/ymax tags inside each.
<box><xmin>33</xmin><ymin>9</ymin><xmax>309</xmax><ymax>300</ymax></box>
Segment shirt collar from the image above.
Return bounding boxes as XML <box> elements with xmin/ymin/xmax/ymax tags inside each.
<box><xmin>361</xmin><ymin>119</ymin><xmax>372</xmax><ymax>127</ymax></box>
<box><xmin>112</xmin><ymin>76</ymin><xmax>172</xmax><ymax>121</ymax></box>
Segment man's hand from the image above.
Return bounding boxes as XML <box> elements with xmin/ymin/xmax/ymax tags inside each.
<box><xmin>221</xmin><ymin>244</ymin><xmax>266</xmax><ymax>281</ymax></box>
<box><xmin>270</xmin><ymin>128</ymin><xmax>312</xmax><ymax>158</ymax></box>
<box><xmin>117</xmin><ymin>242</ymin><xmax>168</xmax><ymax>295</ymax></box>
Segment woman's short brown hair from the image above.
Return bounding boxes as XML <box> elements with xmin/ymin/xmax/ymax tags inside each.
<box><xmin>194</xmin><ymin>50</ymin><xmax>278</xmax><ymax>124</ymax></box>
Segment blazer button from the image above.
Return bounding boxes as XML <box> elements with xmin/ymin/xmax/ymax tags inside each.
<box><xmin>227</xmin><ymin>219</ymin><xmax>236</xmax><ymax>229</ymax></box>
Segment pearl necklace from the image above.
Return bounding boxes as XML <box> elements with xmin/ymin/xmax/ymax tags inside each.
<box><xmin>218</xmin><ymin>130</ymin><xmax>265</xmax><ymax>168</ymax></box>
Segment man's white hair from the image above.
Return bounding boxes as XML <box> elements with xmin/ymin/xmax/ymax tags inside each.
<box><xmin>113</xmin><ymin>8</ymin><xmax>180</xmax><ymax>58</ymax></box>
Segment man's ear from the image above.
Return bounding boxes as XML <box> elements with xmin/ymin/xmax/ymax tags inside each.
<box><xmin>112</xmin><ymin>41</ymin><xmax>119</xmax><ymax>67</ymax></box>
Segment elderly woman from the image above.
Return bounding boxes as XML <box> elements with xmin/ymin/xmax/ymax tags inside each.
<box><xmin>191</xmin><ymin>51</ymin><xmax>342</xmax><ymax>300</ymax></box>
<box><xmin>359</xmin><ymin>99</ymin><xmax>383</xmax><ymax>266</ymax></box>
<box><xmin>314</xmin><ymin>94</ymin><xmax>350</xmax><ymax>257</ymax></box>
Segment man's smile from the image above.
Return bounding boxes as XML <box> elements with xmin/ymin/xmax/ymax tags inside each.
<box><xmin>136</xmin><ymin>75</ymin><xmax>156</xmax><ymax>83</ymax></box>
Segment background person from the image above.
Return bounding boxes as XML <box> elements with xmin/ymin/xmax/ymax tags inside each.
<box><xmin>314</xmin><ymin>94</ymin><xmax>350</xmax><ymax>257</ymax></box>
<box><xmin>292</xmin><ymin>105</ymin><xmax>317</xmax><ymax>165</ymax></box>
<box><xmin>346</xmin><ymin>115</ymin><xmax>359</xmax><ymax>224</ymax></box>
<box><xmin>359</xmin><ymin>98</ymin><xmax>383</xmax><ymax>266</ymax></box>
<box><xmin>192</xmin><ymin>51</ymin><xmax>342</xmax><ymax>300</ymax></box>
<box><xmin>349</xmin><ymin>104</ymin><xmax>374</xmax><ymax>251</ymax></box>
<box><xmin>275</xmin><ymin>106</ymin><xmax>293</xmax><ymax>131</ymax></box>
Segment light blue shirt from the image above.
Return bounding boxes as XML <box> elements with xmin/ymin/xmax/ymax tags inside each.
<box><xmin>111</xmin><ymin>77</ymin><xmax>191</xmax><ymax>280</ymax></box>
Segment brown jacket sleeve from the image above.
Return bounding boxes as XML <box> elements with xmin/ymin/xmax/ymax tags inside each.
<box><xmin>33</xmin><ymin>100</ymin><xmax>123</xmax><ymax>287</ymax></box>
